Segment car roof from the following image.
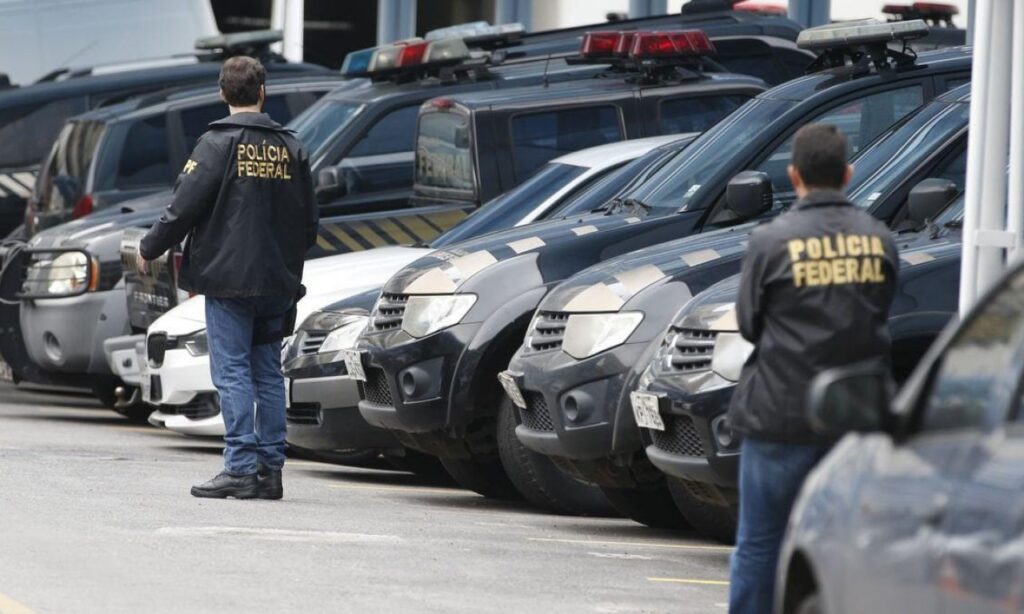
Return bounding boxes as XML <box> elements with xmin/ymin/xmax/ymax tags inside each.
<box><xmin>762</xmin><ymin>46</ymin><xmax>972</xmax><ymax>102</ymax></box>
<box><xmin>553</xmin><ymin>134</ymin><xmax>694</xmax><ymax>168</ymax></box>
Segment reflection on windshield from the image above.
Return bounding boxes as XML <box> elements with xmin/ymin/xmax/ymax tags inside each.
<box><xmin>624</xmin><ymin>98</ymin><xmax>795</xmax><ymax>211</ymax></box>
<box><xmin>849</xmin><ymin>100</ymin><xmax>970</xmax><ymax>208</ymax></box>
<box><xmin>432</xmin><ymin>163</ymin><xmax>585</xmax><ymax>248</ymax></box>
<box><xmin>289</xmin><ymin>100</ymin><xmax>363</xmax><ymax>158</ymax></box>
<box><xmin>552</xmin><ymin>145</ymin><xmax>681</xmax><ymax>217</ymax></box>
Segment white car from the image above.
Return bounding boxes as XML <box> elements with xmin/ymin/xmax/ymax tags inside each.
<box><xmin>121</xmin><ymin>134</ymin><xmax>695</xmax><ymax>436</ymax></box>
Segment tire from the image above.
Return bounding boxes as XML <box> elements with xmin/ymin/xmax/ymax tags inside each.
<box><xmin>666</xmin><ymin>477</ymin><xmax>738</xmax><ymax>544</ymax></box>
<box><xmin>385</xmin><ymin>448</ymin><xmax>455</xmax><ymax>484</ymax></box>
<box><xmin>439</xmin><ymin>455</ymin><xmax>522</xmax><ymax>500</ymax></box>
<box><xmin>795</xmin><ymin>593</ymin><xmax>823</xmax><ymax>614</ymax></box>
<box><xmin>496</xmin><ymin>397</ymin><xmax>617</xmax><ymax>516</ymax></box>
<box><xmin>289</xmin><ymin>446</ymin><xmax>384</xmax><ymax>468</ymax></box>
<box><xmin>599</xmin><ymin>482</ymin><xmax>691</xmax><ymax>530</ymax></box>
<box><xmin>89</xmin><ymin>379</ymin><xmax>120</xmax><ymax>409</ymax></box>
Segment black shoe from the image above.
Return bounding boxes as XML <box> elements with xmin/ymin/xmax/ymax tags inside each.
<box><xmin>190</xmin><ymin>471</ymin><xmax>259</xmax><ymax>499</ymax></box>
<box><xmin>257</xmin><ymin>465</ymin><xmax>283</xmax><ymax>500</ymax></box>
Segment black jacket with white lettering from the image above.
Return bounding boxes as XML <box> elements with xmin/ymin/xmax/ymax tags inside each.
<box><xmin>140</xmin><ymin>112</ymin><xmax>318</xmax><ymax>299</ymax></box>
<box><xmin>728</xmin><ymin>190</ymin><xmax>898</xmax><ymax>445</ymax></box>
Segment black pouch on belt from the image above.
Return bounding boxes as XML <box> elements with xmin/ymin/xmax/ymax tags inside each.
<box><xmin>252</xmin><ymin>285</ymin><xmax>307</xmax><ymax>346</ymax></box>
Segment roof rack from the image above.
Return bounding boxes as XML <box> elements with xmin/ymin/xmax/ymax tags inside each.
<box><xmin>883</xmin><ymin>2</ymin><xmax>958</xmax><ymax>28</ymax></box>
<box><xmin>797</xmin><ymin>19</ymin><xmax>929</xmax><ymax>72</ymax></box>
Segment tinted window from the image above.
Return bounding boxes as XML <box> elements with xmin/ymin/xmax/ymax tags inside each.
<box><xmin>38</xmin><ymin>120</ymin><xmax>105</xmax><ymax>212</ymax></box>
<box><xmin>116</xmin><ymin>115</ymin><xmax>171</xmax><ymax>189</ymax></box>
<box><xmin>417</xmin><ymin>110</ymin><xmax>474</xmax><ymax>192</ymax></box>
<box><xmin>757</xmin><ymin>85</ymin><xmax>925</xmax><ymax>198</ymax></box>
<box><xmin>511</xmin><ymin>106</ymin><xmax>622</xmax><ymax>180</ymax></box>
<box><xmin>919</xmin><ymin>271</ymin><xmax>1024</xmax><ymax>433</ymax></box>
<box><xmin>553</xmin><ymin>145</ymin><xmax>682</xmax><ymax>216</ymax></box>
<box><xmin>659</xmin><ymin>95</ymin><xmax>748</xmax><ymax>135</ymax></box>
<box><xmin>350</xmin><ymin>105</ymin><xmax>419</xmax><ymax>157</ymax></box>
<box><xmin>290</xmin><ymin>100</ymin><xmax>362</xmax><ymax>157</ymax></box>
<box><xmin>0</xmin><ymin>97</ymin><xmax>87</xmax><ymax>167</ymax></box>
<box><xmin>179</xmin><ymin>95</ymin><xmax>293</xmax><ymax>154</ymax></box>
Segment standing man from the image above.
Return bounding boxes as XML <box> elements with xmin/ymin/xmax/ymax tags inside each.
<box><xmin>727</xmin><ymin>123</ymin><xmax>898</xmax><ymax>612</ymax></box>
<box><xmin>139</xmin><ymin>56</ymin><xmax>318</xmax><ymax>500</ymax></box>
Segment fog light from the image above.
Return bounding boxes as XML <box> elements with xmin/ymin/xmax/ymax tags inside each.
<box><xmin>712</xmin><ymin>415</ymin><xmax>737</xmax><ymax>449</ymax></box>
<box><xmin>561</xmin><ymin>391</ymin><xmax>592</xmax><ymax>424</ymax></box>
<box><xmin>400</xmin><ymin>371</ymin><xmax>417</xmax><ymax>397</ymax></box>
<box><xmin>43</xmin><ymin>332</ymin><xmax>63</xmax><ymax>363</ymax></box>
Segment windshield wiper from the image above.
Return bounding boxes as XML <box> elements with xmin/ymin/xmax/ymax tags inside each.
<box><xmin>602</xmin><ymin>197</ymin><xmax>652</xmax><ymax>216</ymax></box>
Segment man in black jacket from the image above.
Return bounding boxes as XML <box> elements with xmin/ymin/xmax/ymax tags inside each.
<box><xmin>139</xmin><ymin>57</ymin><xmax>318</xmax><ymax>500</ymax></box>
<box><xmin>727</xmin><ymin>124</ymin><xmax>898</xmax><ymax>612</ymax></box>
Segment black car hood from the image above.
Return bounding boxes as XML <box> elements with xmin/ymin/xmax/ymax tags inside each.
<box><xmin>27</xmin><ymin>191</ymin><xmax>169</xmax><ymax>250</ymax></box>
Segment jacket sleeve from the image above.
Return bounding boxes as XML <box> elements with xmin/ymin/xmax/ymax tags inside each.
<box><xmin>301</xmin><ymin>150</ymin><xmax>319</xmax><ymax>250</ymax></box>
<box><xmin>139</xmin><ymin>134</ymin><xmax>227</xmax><ymax>261</ymax></box>
<box><xmin>736</xmin><ymin>228</ymin><xmax>770</xmax><ymax>344</ymax></box>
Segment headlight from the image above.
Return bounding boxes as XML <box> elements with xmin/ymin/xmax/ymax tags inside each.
<box><xmin>299</xmin><ymin>310</ymin><xmax>353</xmax><ymax>333</ymax></box>
<box><xmin>401</xmin><ymin>294</ymin><xmax>477</xmax><ymax>338</ymax></box>
<box><xmin>320</xmin><ymin>317</ymin><xmax>369</xmax><ymax>353</ymax></box>
<box><xmin>181</xmin><ymin>331</ymin><xmax>209</xmax><ymax>357</ymax></box>
<box><xmin>561</xmin><ymin>312</ymin><xmax>643</xmax><ymax>359</ymax></box>
<box><xmin>31</xmin><ymin>251</ymin><xmax>96</xmax><ymax>296</ymax></box>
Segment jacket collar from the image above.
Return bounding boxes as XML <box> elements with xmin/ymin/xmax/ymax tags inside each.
<box><xmin>792</xmin><ymin>189</ymin><xmax>852</xmax><ymax>211</ymax></box>
<box><xmin>209</xmin><ymin>112</ymin><xmax>291</xmax><ymax>132</ymax></box>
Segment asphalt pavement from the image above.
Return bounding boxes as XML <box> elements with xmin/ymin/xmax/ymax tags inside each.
<box><xmin>0</xmin><ymin>382</ymin><xmax>731</xmax><ymax>614</ymax></box>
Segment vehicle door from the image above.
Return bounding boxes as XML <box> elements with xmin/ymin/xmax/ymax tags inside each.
<box><xmin>841</xmin><ymin>266</ymin><xmax>1024</xmax><ymax>613</ymax></box>
<box><xmin>315</xmin><ymin>104</ymin><xmax>420</xmax><ymax>218</ymax></box>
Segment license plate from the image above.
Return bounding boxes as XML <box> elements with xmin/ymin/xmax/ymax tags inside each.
<box><xmin>498</xmin><ymin>371</ymin><xmax>526</xmax><ymax>409</ymax></box>
<box><xmin>630</xmin><ymin>391</ymin><xmax>665</xmax><ymax>431</ymax></box>
<box><xmin>342</xmin><ymin>349</ymin><xmax>366</xmax><ymax>382</ymax></box>
<box><xmin>0</xmin><ymin>357</ymin><xmax>13</xmax><ymax>382</ymax></box>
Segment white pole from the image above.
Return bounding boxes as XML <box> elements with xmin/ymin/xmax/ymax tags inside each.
<box><xmin>1008</xmin><ymin>0</ymin><xmax>1024</xmax><ymax>263</ymax></box>
<box><xmin>270</xmin><ymin>0</ymin><xmax>286</xmax><ymax>54</ymax></box>
<box><xmin>283</xmin><ymin>0</ymin><xmax>304</xmax><ymax>63</ymax></box>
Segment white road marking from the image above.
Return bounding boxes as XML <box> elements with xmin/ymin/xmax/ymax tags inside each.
<box><xmin>527</xmin><ymin>537</ymin><xmax>732</xmax><ymax>552</ymax></box>
<box><xmin>156</xmin><ymin>526</ymin><xmax>401</xmax><ymax>544</ymax></box>
<box><xmin>648</xmin><ymin>577</ymin><xmax>729</xmax><ymax>586</ymax></box>
<box><xmin>587</xmin><ymin>552</ymin><xmax>655</xmax><ymax>560</ymax></box>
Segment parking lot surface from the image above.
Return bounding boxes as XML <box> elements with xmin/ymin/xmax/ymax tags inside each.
<box><xmin>0</xmin><ymin>383</ymin><xmax>730</xmax><ymax>614</ymax></box>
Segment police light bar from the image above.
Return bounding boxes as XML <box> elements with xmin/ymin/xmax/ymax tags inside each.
<box><xmin>629</xmin><ymin>31</ymin><xmax>716</xmax><ymax>58</ymax></box>
<box><xmin>341</xmin><ymin>38</ymin><xmax>472</xmax><ymax>77</ymax></box>
<box><xmin>580</xmin><ymin>31</ymin><xmax>621</xmax><ymax>56</ymax></box>
<box><xmin>796</xmin><ymin>19</ymin><xmax>929</xmax><ymax>51</ymax></box>
<box><xmin>913</xmin><ymin>2</ymin><xmax>958</xmax><ymax>16</ymax></box>
<box><xmin>426</xmin><ymin>22</ymin><xmax>526</xmax><ymax>44</ymax></box>
<box><xmin>732</xmin><ymin>1</ymin><xmax>788</xmax><ymax>15</ymax></box>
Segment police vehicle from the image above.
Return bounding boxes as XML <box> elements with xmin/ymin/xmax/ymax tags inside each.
<box><xmin>507</xmin><ymin>82</ymin><xmax>971</xmax><ymax>534</ymax></box>
<box><xmin>350</xmin><ymin>21</ymin><xmax>971</xmax><ymax>509</ymax></box>
<box><xmin>776</xmin><ymin>232</ymin><xmax>1021</xmax><ymax>614</ymax></box>
<box><xmin>0</xmin><ymin>77</ymin><xmax>336</xmax><ymax>406</ymax></box>
<box><xmin>137</xmin><ymin>135</ymin><xmax>694</xmax><ymax>444</ymax></box>
<box><xmin>0</xmin><ymin>30</ymin><xmax>328</xmax><ymax>239</ymax></box>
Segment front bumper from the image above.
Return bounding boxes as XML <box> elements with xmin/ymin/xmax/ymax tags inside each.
<box><xmin>148</xmin><ymin>395</ymin><xmax>224</xmax><ymax>437</ymax></box>
<box><xmin>147</xmin><ymin>346</ymin><xmax>213</xmax><ymax>406</ymax></box>
<box><xmin>104</xmin><ymin>334</ymin><xmax>144</xmax><ymax>386</ymax></box>
<box><xmin>641</xmin><ymin>375</ymin><xmax>740</xmax><ymax>487</ymax></box>
<box><xmin>20</xmin><ymin>288</ymin><xmax>128</xmax><ymax>375</ymax></box>
<box><xmin>509</xmin><ymin>340</ymin><xmax>649</xmax><ymax>461</ymax></box>
<box><xmin>286</xmin><ymin>374</ymin><xmax>398</xmax><ymax>451</ymax></box>
<box><xmin>357</xmin><ymin>322</ymin><xmax>480</xmax><ymax>434</ymax></box>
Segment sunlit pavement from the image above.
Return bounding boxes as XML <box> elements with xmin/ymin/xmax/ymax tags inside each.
<box><xmin>0</xmin><ymin>382</ymin><xmax>731</xmax><ymax>613</ymax></box>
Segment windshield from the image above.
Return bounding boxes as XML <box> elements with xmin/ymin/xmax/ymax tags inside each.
<box><xmin>416</xmin><ymin>110</ymin><xmax>474</xmax><ymax>194</ymax></box>
<box><xmin>289</xmin><ymin>100</ymin><xmax>363</xmax><ymax>159</ymax></box>
<box><xmin>432</xmin><ymin>163</ymin><xmax>586</xmax><ymax>248</ymax></box>
<box><xmin>936</xmin><ymin>195</ymin><xmax>965</xmax><ymax>227</ymax></box>
<box><xmin>38</xmin><ymin>119</ymin><xmax>105</xmax><ymax>213</ymax></box>
<box><xmin>552</xmin><ymin>145</ymin><xmax>684</xmax><ymax>217</ymax></box>
<box><xmin>623</xmin><ymin>98</ymin><xmax>796</xmax><ymax>212</ymax></box>
<box><xmin>848</xmin><ymin>100</ymin><xmax>970</xmax><ymax>208</ymax></box>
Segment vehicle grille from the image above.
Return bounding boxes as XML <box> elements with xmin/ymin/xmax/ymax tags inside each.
<box><xmin>96</xmin><ymin>261</ymin><xmax>123</xmax><ymax>292</ymax></box>
<box><xmin>519</xmin><ymin>391</ymin><xmax>554</xmax><ymax>432</ymax></box>
<box><xmin>651</xmin><ymin>414</ymin><xmax>705</xmax><ymax>457</ymax></box>
<box><xmin>360</xmin><ymin>367</ymin><xmax>394</xmax><ymax>406</ymax></box>
<box><xmin>299</xmin><ymin>331</ymin><xmax>329</xmax><ymax>356</ymax></box>
<box><xmin>286</xmin><ymin>403</ymin><xmax>321</xmax><ymax>425</ymax></box>
<box><xmin>147</xmin><ymin>333</ymin><xmax>168</xmax><ymax>367</ymax></box>
<box><xmin>162</xmin><ymin>395</ymin><xmax>219</xmax><ymax>420</ymax></box>
<box><xmin>371</xmin><ymin>293</ymin><xmax>408</xmax><ymax>331</ymax></box>
<box><xmin>525</xmin><ymin>311</ymin><xmax>569</xmax><ymax>353</ymax></box>
<box><xmin>667</xmin><ymin>328</ymin><xmax>718</xmax><ymax>372</ymax></box>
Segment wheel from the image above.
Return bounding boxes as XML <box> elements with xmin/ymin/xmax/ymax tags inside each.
<box><xmin>599</xmin><ymin>482</ymin><xmax>691</xmax><ymax>530</ymax></box>
<box><xmin>496</xmin><ymin>397</ymin><xmax>616</xmax><ymax>516</ymax></box>
<box><xmin>385</xmin><ymin>448</ymin><xmax>454</xmax><ymax>484</ymax></box>
<box><xmin>666</xmin><ymin>477</ymin><xmax>738</xmax><ymax>544</ymax></box>
<box><xmin>289</xmin><ymin>446</ymin><xmax>383</xmax><ymax>468</ymax></box>
<box><xmin>89</xmin><ymin>379</ymin><xmax>120</xmax><ymax>409</ymax></box>
<box><xmin>795</xmin><ymin>593</ymin><xmax>822</xmax><ymax>614</ymax></box>
<box><xmin>439</xmin><ymin>455</ymin><xmax>522</xmax><ymax>500</ymax></box>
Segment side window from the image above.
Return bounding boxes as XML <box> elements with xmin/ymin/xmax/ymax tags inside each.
<box><xmin>349</xmin><ymin>105</ymin><xmax>419</xmax><ymax>158</ymax></box>
<box><xmin>0</xmin><ymin>97</ymin><xmax>87</xmax><ymax>168</ymax></box>
<box><xmin>116</xmin><ymin>115</ymin><xmax>171</xmax><ymax>189</ymax></box>
<box><xmin>919</xmin><ymin>271</ymin><xmax>1024</xmax><ymax>433</ymax></box>
<box><xmin>180</xmin><ymin>104</ymin><xmax>227</xmax><ymax>154</ymax></box>
<box><xmin>262</xmin><ymin>94</ymin><xmax>294</xmax><ymax>127</ymax></box>
<box><xmin>511</xmin><ymin>106</ymin><xmax>622</xmax><ymax>181</ymax></box>
<box><xmin>931</xmin><ymin>147</ymin><xmax>968</xmax><ymax>194</ymax></box>
<box><xmin>756</xmin><ymin>85</ymin><xmax>925</xmax><ymax>200</ymax></box>
<box><xmin>659</xmin><ymin>95</ymin><xmax>748</xmax><ymax>135</ymax></box>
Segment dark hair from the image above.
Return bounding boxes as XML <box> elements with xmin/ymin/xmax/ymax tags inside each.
<box><xmin>219</xmin><ymin>56</ymin><xmax>266</xmax><ymax>106</ymax></box>
<box><xmin>791</xmin><ymin>123</ymin><xmax>849</xmax><ymax>190</ymax></box>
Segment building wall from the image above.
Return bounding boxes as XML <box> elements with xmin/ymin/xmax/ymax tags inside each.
<box><xmin>532</xmin><ymin>0</ymin><xmax>629</xmax><ymax>31</ymax></box>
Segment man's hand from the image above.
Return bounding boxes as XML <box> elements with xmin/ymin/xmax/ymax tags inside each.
<box><xmin>136</xmin><ymin>256</ymin><xmax>150</xmax><ymax>276</ymax></box>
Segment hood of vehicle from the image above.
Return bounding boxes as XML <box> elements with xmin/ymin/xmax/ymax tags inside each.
<box><xmin>540</xmin><ymin>222</ymin><xmax>758</xmax><ymax>313</ymax></box>
<box><xmin>150</xmin><ymin>295</ymin><xmax>206</xmax><ymax>336</ymax></box>
<box><xmin>383</xmin><ymin>212</ymin><xmax>659</xmax><ymax>295</ymax></box>
<box><xmin>27</xmin><ymin>194</ymin><xmax>169</xmax><ymax>250</ymax></box>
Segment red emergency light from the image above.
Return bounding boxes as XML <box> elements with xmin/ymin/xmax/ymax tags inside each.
<box><xmin>398</xmin><ymin>41</ymin><xmax>430</xmax><ymax>67</ymax></box>
<box><xmin>613</xmin><ymin>32</ymin><xmax>638</xmax><ymax>55</ymax></box>
<box><xmin>629</xmin><ymin>30</ymin><xmax>716</xmax><ymax>58</ymax></box>
<box><xmin>733</xmin><ymin>1</ymin><xmax>787</xmax><ymax>15</ymax></box>
<box><xmin>580</xmin><ymin>31</ymin><xmax>621</xmax><ymax>56</ymax></box>
<box><xmin>913</xmin><ymin>2</ymin><xmax>958</xmax><ymax>15</ymax></box>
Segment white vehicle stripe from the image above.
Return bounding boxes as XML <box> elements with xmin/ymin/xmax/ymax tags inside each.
<box><xmin>0</xmin><ymin>176</ymin><xmax>30</xmax><ymax>198</ymax></box>
<box><xmin>12</xmin><ymin>172</ymin><xmax>37</xmax><ymax>187</ymax></box>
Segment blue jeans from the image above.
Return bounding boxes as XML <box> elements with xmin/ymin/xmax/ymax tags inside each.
<box><xmin>729</xmin><ymin>438</ymin><xmax>829</xmax><ymax>614</ymax></box>
<box><xmin>206</xmin><ymin>295</ymin><xmax>293</xmax><ymax>476</ymax></box>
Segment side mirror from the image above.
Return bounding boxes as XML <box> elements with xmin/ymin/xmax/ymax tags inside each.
<box><xmin>315</xmin><ymin>167</ymin><xmax>346</xmax><ymax>201</ymax></box>
<box><xmin>726</xmin><ymin>171</ymin><xmax>773</xmax><ymax>221</ymax></box>
<box><xmin>807</xmin><ymin>361</ymin><xmax>895</xmax><ymax>437</ymax></box>
<box><xmin>907</xmin><ymin>178</ymin><xmax>958</xmax><ymax>225</ymax></box>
